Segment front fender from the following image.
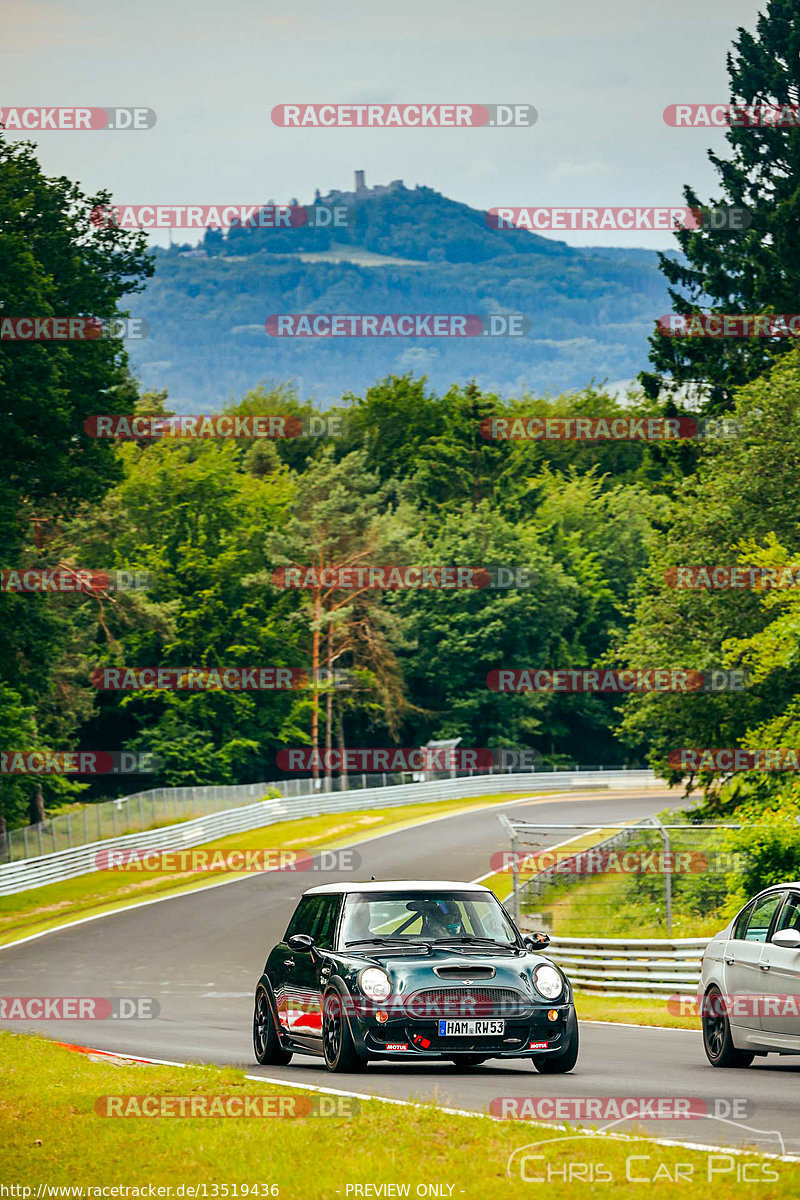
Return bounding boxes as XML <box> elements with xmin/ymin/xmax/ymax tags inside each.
<box><xmin>323</xmin><ymin>976</ymin><xmax>370</xmax><ymax>1054</ymax></box>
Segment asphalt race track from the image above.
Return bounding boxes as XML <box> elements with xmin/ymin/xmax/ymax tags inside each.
<box><xmin>2</xmin><ymin>789</ymin><xmax>798</xmax><ymax>1156</ymax></box>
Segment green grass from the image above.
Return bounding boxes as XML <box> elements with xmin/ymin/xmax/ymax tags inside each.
<box><xmin>525</xmin><ymin>869</ymin><xmax>728</xmax><ymax>939</ymax></box>
<box><xmin>574</xmin><ymin>990</ymin><xmax>701</xmax><ymax>1030</ymax></box>
<box><xmin>482</xmin><ymin>826</ymin><xmax>621</xmax><ymax>903</ymax></box>
<box><xmin>0</xmin><ymin>792</ymin><xmax>531</xmax><ymax>947</ymax></box>
<box><xmin>1</xmin><ymin>1032</ymin><xmax>794</xmax><ymax>1197</ymax></box>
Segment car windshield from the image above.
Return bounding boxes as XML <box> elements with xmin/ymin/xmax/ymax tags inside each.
<box><xmin>339</xmin><ymin>890</ymin><xmax>519</xmax><ymax>947</ymax></box>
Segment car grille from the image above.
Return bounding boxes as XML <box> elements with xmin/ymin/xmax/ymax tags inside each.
<box><xmin>406</xmin><ymin>986</ymin><xmax>529</xmax><ymax>1019</ymax></box>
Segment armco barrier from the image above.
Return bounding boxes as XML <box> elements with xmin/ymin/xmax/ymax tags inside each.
<box><xmin>0</xmin><ymin>769</ymin><xmax>659</xmax><ymax>896</ymax></box>
<box><xmin>518</xmin><ymin>922</ymin><xmax>709</xmax><ymax>999</ymax></box>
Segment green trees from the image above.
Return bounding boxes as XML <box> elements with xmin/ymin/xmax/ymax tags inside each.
<box><xmin>68</xmin><ymin>433</ymin><xmax>299</xmax><ymax>787</ymax></box>
<box><xmin>618</xmin><ymin>349</ymin><xmax>800</xmax><ymax>798</ymax></box>
<box><xmin>0</xmin><ymin>133</ymin><xmax>152</xmax><ymax>830</ymax></box>
<box><xmin>259</xmin><ymin>446</ymin><xmax>412</xmax><ymax>788</ymax></box>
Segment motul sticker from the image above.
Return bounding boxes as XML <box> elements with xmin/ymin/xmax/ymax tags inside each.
<box><xmin>529</xmin><ymin>1041</ymin><xmax>549</xmax><ymax>1049</ymax></box>
<box><xmin>385</xmin><ymin>1043</ymin><xmax>408</xmax><ymax>1051</ymax></box>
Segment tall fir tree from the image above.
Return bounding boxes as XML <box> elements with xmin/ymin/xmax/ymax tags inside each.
<box><xmin>641</xmin><ymin>0</ymin><xmax>800</xmax><ymax>413</ymax></box>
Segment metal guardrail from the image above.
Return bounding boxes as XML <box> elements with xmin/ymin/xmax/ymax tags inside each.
<box><xmin>2</xmin><ymin>763</ymin><xmax>652</xmax><ymax>864</ymax></box>
<box><xmin>0</xmin><ymin>768</ymin><xmax>659</xmax><ymax>896</ymax></box>
<box><xmin>524</xmin><ymin>927</ymin><xmax>709</xmax><ymax>999</ymax></box>
<box><xmin>508</xmin><ymin>814</ymin><xmax>712</xmax><ymax>997</ymax></box>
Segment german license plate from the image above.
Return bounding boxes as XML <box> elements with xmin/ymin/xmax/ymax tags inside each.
<box><xmin>437</xmin><ymin>1019</ymin><xmax>504</xmax><ymax>1036</ymax></box>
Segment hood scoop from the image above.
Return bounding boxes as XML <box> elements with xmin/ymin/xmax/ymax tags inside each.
<box><xmin>433</xmin><ymin>964</ymin><xmax>496</xmax><ymax>980</ymax></box>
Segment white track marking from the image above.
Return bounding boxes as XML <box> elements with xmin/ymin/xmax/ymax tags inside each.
<box><xmin>55</xmin><ymin>1041</ymin><xmax>800</xmax><ymax>1162</ymax></box>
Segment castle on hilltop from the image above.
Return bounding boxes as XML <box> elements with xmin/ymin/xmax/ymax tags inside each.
<box><xmin>317</xmin><ymin>171</ymin><xmax>406</xmax><ymax>204</ymax></box>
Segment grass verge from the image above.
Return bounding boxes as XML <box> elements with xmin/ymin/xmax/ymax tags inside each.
<box><xmin>1</xmin><ymin>1032</ymin><xmax>794</xmax><ymax>1197</ymax></box>
<box><xmin>574</xmin><ymin>990</ymin><xmax>701</xmax><ymax>1031</ymax></box>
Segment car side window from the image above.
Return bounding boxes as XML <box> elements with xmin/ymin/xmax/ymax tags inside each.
<box><xmin>731</xmin><ymin>900</ymin><xmax>755</xmax><ymax>941</ymax></box>
<box><xmin>774</xmin><ymin>891</ymin><xmax>800</xmax><ymax>934</ymax></box>
<box><xmin>314</xmin><ymin>896</ymin><xmax>341</xmax><ymax>949</ymax></box>
<box><xmin>285</xmin><ymin>896</ymin><xmax>321</xmax><ymax>941</ymax></box>
<box><xmin>742</xmin><ymin>892</ymin><xmax>784</xmax><ymax>943</ymax></box>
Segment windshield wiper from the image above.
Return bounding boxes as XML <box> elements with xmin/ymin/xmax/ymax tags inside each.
<box><xmin>433</xmin><ymin>937</ymin><xmax>517</xmax><ymax>949</ymax></box>
<box><xmin>345</xmin><ymin>937</ymin><xmax>432</xmax><ymax>950</ymax></box>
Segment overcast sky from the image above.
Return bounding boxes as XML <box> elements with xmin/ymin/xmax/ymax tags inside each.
<box><xmin>3</xmin><ymin>0</ymin><xmax>764</xmax><ymax>249</ymax></box>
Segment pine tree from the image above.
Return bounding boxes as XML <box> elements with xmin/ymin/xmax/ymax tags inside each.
<box><xmin>641</xmin><ymin>0</ymin><xmax>800</xmax><ymax>413</ymax></box>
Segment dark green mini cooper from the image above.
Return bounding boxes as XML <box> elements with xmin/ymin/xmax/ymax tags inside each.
<box><xmin>252</xmin><ymin>879</ymin><xmax>578</xmax><ymax>1073</ymax></box>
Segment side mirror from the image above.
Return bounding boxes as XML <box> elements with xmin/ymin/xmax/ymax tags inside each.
<box><xmin>288</xmin><ymin>933</ymin><xmax>315</xmax><ymax>953</ymax></box>
<box><xmin>772</xmin><ymin>928</ymin><xmax>800</xmax><ymax>950</ymax></box>
<box><xmin>524</xmin><ymin>932</ymin><xmax>551</xmax><ymax>950</ymax></box>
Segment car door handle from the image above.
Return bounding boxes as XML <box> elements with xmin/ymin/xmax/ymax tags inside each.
<box><xmin>283</xmin><ymin>959</ymin><xmax>296</xmax><ymax>968</ymax></box>
<box><xmin>725</xmin><ymin>957</ymin><xmax>735</xmax><ymax>965</ymax></box>
<box><xmin>760</xmin><ymin>963</ymin><xmax>771</xmax><ymax>971</ymax></box>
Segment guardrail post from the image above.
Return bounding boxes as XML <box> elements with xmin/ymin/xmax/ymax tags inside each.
<box><xmin>651</xmin><ymin>816</ymin><xmax>673</xmax><ymax>936</ymax></box>
<box><xmin>511</xmin><ymin>830</ymin><xmax>520</xmax><ymax>924</ymax></box>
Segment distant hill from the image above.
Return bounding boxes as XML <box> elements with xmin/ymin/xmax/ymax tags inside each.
<box><xmin>127</xmin><ymin>180</ymin><xmax>676</xmax><ymax>407</ymax></box>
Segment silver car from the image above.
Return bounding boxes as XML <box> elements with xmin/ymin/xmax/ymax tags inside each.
<box><xmin>698</xmin><ymin>882</ymin><xmax>800</xmax><ymax>1066</ymax></box>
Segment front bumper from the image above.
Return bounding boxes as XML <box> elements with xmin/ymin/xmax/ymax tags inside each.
<box><xmin>351</xmin><ymin>1002</ymin><xmax>577</xmax><ymax>1059</ymax></box>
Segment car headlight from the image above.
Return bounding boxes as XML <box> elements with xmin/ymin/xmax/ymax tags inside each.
<box><xmin>532</xmin><ymin>964</ymin><xmax>564</xmax><ymax>1000</ymax></box>
<box><xmin>358</xmin><ymin>967</ymin><xmax>392</xmax><ymax>1001</ymax></box>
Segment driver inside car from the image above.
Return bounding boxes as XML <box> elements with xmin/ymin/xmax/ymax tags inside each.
<box><xmin>418</xmin><ymin>899</ymin><xmax>464</xmax><ymax>938</ymax></box>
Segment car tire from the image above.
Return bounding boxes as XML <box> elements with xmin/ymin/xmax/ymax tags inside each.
<box><xmin>702</xmin><ymin>988</ymin><xmax>755</xmax><ymax>1068</ymax></box>
<box><xmin>449</xmin><ymin>1056</ymin><xmax>487</xmax><ymax>1069</ymax></box>
<box><xmin>253</xmin><ymin>986</ymin><xmax>293</xmax><ymax>1066</ymax></box>
<box><xmin>322</xmin><ymin>989</ymin><xmax>366</xmax><ymax>1073</ymax></box>
<box><xmin>533</xmin><ymin>1024</ymin><xmax>579</xmax><ymax>1074</ymax></box>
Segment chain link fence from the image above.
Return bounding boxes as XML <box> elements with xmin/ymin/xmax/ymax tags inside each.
<box><xmin>498</xmin><ymin>816</ymin><xmax>745</xmax><ymax>938</ymax></box>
